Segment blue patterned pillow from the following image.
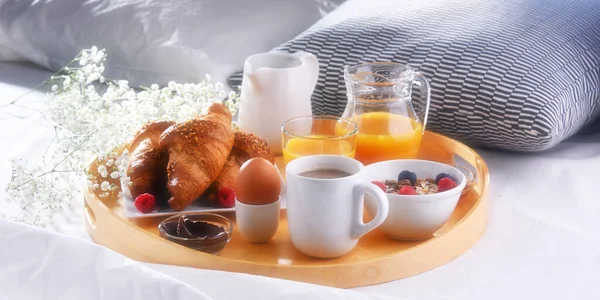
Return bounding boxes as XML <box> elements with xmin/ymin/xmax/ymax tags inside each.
<box><xmin>229</xmin><ymin>0</ymin><xmax>600</xmax><ymax>151</ymax></box>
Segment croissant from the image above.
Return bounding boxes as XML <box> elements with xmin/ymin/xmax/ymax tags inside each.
<box><xmin>206</xmin><ymin>132</ymin><xmax>275</xmax><ymax>203</ymax></box>
<box><xmin>126</xmin><ymin>120</ymin><xmax>175</xmax><ymax>200</ymax></box>
<box><xmin>159</xmin><ymin>103</ymin><xmax>235</xmax><ymax>211</ymax></box>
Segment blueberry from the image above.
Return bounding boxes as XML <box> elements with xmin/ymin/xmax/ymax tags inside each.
<box><xmin>435</xmin><ymin>172</ymin><xmax>454</xmax><ymax>184</ymax></box>
<box><xmin>398</xmin><ymin>170</ymin><xmax>417</xmax><ymax>186</ymax></box>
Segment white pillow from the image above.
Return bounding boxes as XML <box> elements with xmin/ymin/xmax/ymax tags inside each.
<box><xmin>0</xmin><ymin>27</ymin><xmax>22</xmax><ymax>61</ymax></box>
<box><xmin>0</xmin><ymin>0</ymin><xmax>340</xmax><ymax>87</ymax></box>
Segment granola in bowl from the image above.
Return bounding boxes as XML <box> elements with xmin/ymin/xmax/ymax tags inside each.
<box><xmin>372</xmin><ymin>170</ymin><xmax>458</xmax><ymax>195</ymax></box>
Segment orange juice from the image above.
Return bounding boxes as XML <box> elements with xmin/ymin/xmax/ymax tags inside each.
<box><xmin>283</xmin><ymin>135</ymin><xmax>356</xmax><ymax>165</ymax></box>
<box><xmin>339</xmin><ymin>112</ymin><xmax>422</xmax><ymax>165</ymax></box>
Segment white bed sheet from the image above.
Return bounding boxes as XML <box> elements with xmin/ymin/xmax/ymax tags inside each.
<box><xmin>0</xmin><ymin>219</ymin><xmax>399</xmax><ymax>300</ymax></box>
<box><xmin>1</xmin><ymin>61</ymin><xmax>599</xmax><ymax>300</ymax></box>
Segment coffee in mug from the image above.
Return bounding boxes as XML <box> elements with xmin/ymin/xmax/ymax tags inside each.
<box><xmin>284</xmin><ymin>155</ymin><xmax>389</xmax><ymax>258</ymax></box>
<box><xmin>298</xmin><ymin>168</ymin><xmax>352</xmax><ymax>179</ymax></box>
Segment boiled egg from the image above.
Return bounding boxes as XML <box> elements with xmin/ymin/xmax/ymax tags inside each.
<box><xmin>235</xmin><ymin>158</ymin><xmax>281</xmax><ymax>205</ymax></box>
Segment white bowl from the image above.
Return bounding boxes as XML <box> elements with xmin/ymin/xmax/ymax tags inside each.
<box><xmin>363</xmin><ymin>159</ymin><xmax>466</xmax><ymax>241</ymax></box>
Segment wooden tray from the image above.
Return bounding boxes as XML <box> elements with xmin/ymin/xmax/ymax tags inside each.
<box><xmin>84</xmin><ymin>131</ymin><xmax>489</xmax><ymax>288</ymax></box>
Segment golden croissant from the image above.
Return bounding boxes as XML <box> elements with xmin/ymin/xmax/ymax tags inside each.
<box><xmin>159</xmin><ymin>103</ymin><xmax>235</xmax><ymax>211</ymax></box>
<box><xmin>126</xmin><ymin>120</ymin><xmax>175</xmax><ymax>200</ymax></box>
<box><xmin>208</xmin><ymin>132</ymin><xmax>275</xmax><ymax>201</ymax></box>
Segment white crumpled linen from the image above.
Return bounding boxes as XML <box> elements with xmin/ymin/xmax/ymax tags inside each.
<box><xmin>0</xmin><ymin>219</ymin><xmax>402</xmax><ymax>300</ymax></box>
<box><xmin>147</xmin><ymin>263</ymin><xmax>402</xmax><ymax>300</ymax></box>
<box><xmin>0</xmin><ymin>220</ymin><xmax>213</xmax><ymax>300</ymax></box>
<box><xmin>0</xmin><ymin>0</ymin><xmax>339</xmax><ymax>88</ymax></box>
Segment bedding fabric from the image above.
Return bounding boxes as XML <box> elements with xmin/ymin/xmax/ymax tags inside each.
<box><xmin>229</xmin><ymin>0</ymin><xmax>600</xmax><ymax>151</ymax></box>
<box><xmin>0</xmin><ymin>219</ymin><xmax>400</xmax><ymax>300</ymax></box>
<box><xmin>0</xmin><ymin>0</ymin><xmax>342</xmax><ymax>88</ymax></box>
<box><xmin>2</xmin><ymin>61</ymin><xmax>600</xmax><ymax>300</ymax></box>
<box><xmin>0</xmin><ymin>29</ymin><xmax>22</xmax><ymax>61</ymax></box>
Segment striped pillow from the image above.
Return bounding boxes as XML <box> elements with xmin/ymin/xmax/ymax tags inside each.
<box><xmin>229</xmin><ymin>0</ymin><xmax>600</xmax><ymax>151</ymax></box>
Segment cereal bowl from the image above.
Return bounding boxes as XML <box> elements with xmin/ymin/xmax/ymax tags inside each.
<box><xmin>363</xmin><ymin>159</ymin><xmax>466</xmax><ymax>241</ymax></box>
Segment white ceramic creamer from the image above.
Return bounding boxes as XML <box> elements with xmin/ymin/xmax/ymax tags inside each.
<box><xmin>238</xmin><ymin>51</ymin><xmax>319</xmax><ymax>155</ymax></box>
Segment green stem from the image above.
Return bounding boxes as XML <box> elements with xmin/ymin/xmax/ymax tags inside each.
<box><xmin>10</xmin><ymin>138</ymin><xmax>88</xmax><ymax>190</ymax></box>
<box><xmin>0</xmin><ymin>62</ymin><xmax>78</xmax><ymax>110</ymax></box>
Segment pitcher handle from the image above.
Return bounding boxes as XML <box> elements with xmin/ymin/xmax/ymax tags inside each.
<box><xmin>413</xmin><ymin>72</ymin><xmax>431</xmax><ymax>134</ymax></box>
<box><xmin>293</xmin><ymin>51</ymin><xmax>320</xmax><ymax>96</ymax></box>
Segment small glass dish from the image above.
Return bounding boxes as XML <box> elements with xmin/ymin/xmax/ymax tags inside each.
<box><xmin>453</xmin><ymin>165</ymin><xmax>477</xmax><ymax>195</ymax></box>
<box><xmin>158</xmin><ymin>213</ymin><xmax>233</xmax><ymax>254</ymax></box>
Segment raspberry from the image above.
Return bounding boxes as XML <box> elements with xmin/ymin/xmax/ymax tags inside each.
<box><xmin>398</xmin><ymin>185</ymin><xmax>417</xmax><ymax>195</ymax></box>
<box><xmin>435</xmin><ymin>172</ymin><xmax>455</xmax><ymax>184</ymax></box>
<box><xmin>134</xmin><ymin>193</ymin><xmax>156</xmax><ymax>213</ymax></box>
<box><xmin>217</xmin><ymin>187</ymin><xmax>236</xmax><ymax>208</ymax></box>
<box><xmin>371</xmin><ymin>181</ymin><xmax>387</xmax><ymax>192</ymax></box>
<box><xmin>438</xmin><ymin>177</ymin><xmax>458</xmax><ymax>192</ymax></box>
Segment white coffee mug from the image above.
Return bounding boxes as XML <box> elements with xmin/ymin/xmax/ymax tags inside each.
<box><xmin>285</xmin><ymin>155</ymin><xmax>389</xmax><ymax>258</ymax></box>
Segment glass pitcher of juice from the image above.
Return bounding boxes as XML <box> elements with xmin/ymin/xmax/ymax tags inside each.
<box><xmin>340</xmin><ymin>62</ymin><xmax>431</xmax><ymax>165</ymax></box>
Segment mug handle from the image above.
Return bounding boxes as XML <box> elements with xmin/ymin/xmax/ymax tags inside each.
<box><xmin>351</xmin><ymin>182</ymin><xmax>389</xmax><ymax>240</ymax></box>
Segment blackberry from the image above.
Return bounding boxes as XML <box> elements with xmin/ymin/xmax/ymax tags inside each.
<box><xmin>397</xmin><ymin>170</ymin><xmax>417</xmax><ymax>186</ymax></box>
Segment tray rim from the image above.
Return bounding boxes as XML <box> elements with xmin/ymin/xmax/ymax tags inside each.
<box><xmin>83</xmin><ymin>130</ymin><xmax>490</xmax><ymax>286</ymax></box>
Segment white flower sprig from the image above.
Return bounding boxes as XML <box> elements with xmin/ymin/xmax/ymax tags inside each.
<box><xmin>2</xmin><ymin>47</ymin><xmax>239</xmax><ymax>229</ymax></box>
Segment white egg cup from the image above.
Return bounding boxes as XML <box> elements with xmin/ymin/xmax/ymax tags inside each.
<box><xmin>235</xmin><ymin>197</ymin><xmax>280</xmax><ymax>244</ymax></box>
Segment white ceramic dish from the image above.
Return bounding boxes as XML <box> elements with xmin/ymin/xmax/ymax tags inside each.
<box><xmin>362</xmin><ymin>159</ymin><xmax>466</xmax><ymax>241</ymax></box>
<box><xmin>122</xmin><ymin>162</ymin><xmax>287</xmax><ymax>219</ymax></box>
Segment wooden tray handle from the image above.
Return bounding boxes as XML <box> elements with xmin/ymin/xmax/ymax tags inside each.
<box><xmin>84</xmin><ymin>189</ymin><xmax>112</xmax><ymax>237</ymax></box>
<box><xmin>473</xmin><ymin>157</ymin><xmax>487</xmax><ymax>194</ymax></box>
<box><xmin>84</xmin><ymin>195</ymin><xmax>98</xmax><ymax>232</ymax></box>
<box><xmin>450</xmin><ymin>139</ymin><xmax>489</xmax><ymax>195</ymax></box>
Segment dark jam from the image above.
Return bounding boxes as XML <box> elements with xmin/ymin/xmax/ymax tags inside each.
<box><xmin>161</xmin><ymin>216</ymin><xmax>226</xmax><ymax>239</ymax></box>
<box><xmin>160</xmin><ymin>215</ymin><xmax>229</xmax><ymax>254</ymax></box>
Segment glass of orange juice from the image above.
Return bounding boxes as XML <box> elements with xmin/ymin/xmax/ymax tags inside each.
<box><xmin>341</xmin><ymin>62</ymin><xmax>431</xmax><ymax>165</ymax></box>
<box><xmin>282</xmin><ymin>116</ymin><xmax>358</xmax><ymax>166</ymax></box>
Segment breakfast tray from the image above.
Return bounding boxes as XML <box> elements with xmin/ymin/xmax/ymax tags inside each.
<box><xmin>83</xmin><ymin>131</ymin><xmax>489</xmax><ymax>288</ymax></box>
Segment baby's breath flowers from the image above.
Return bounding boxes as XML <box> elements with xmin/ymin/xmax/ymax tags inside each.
<box><xmin>3</xmin><ymin>47</ymin><xmax>239</xmax><ymax>229</ymax></box>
